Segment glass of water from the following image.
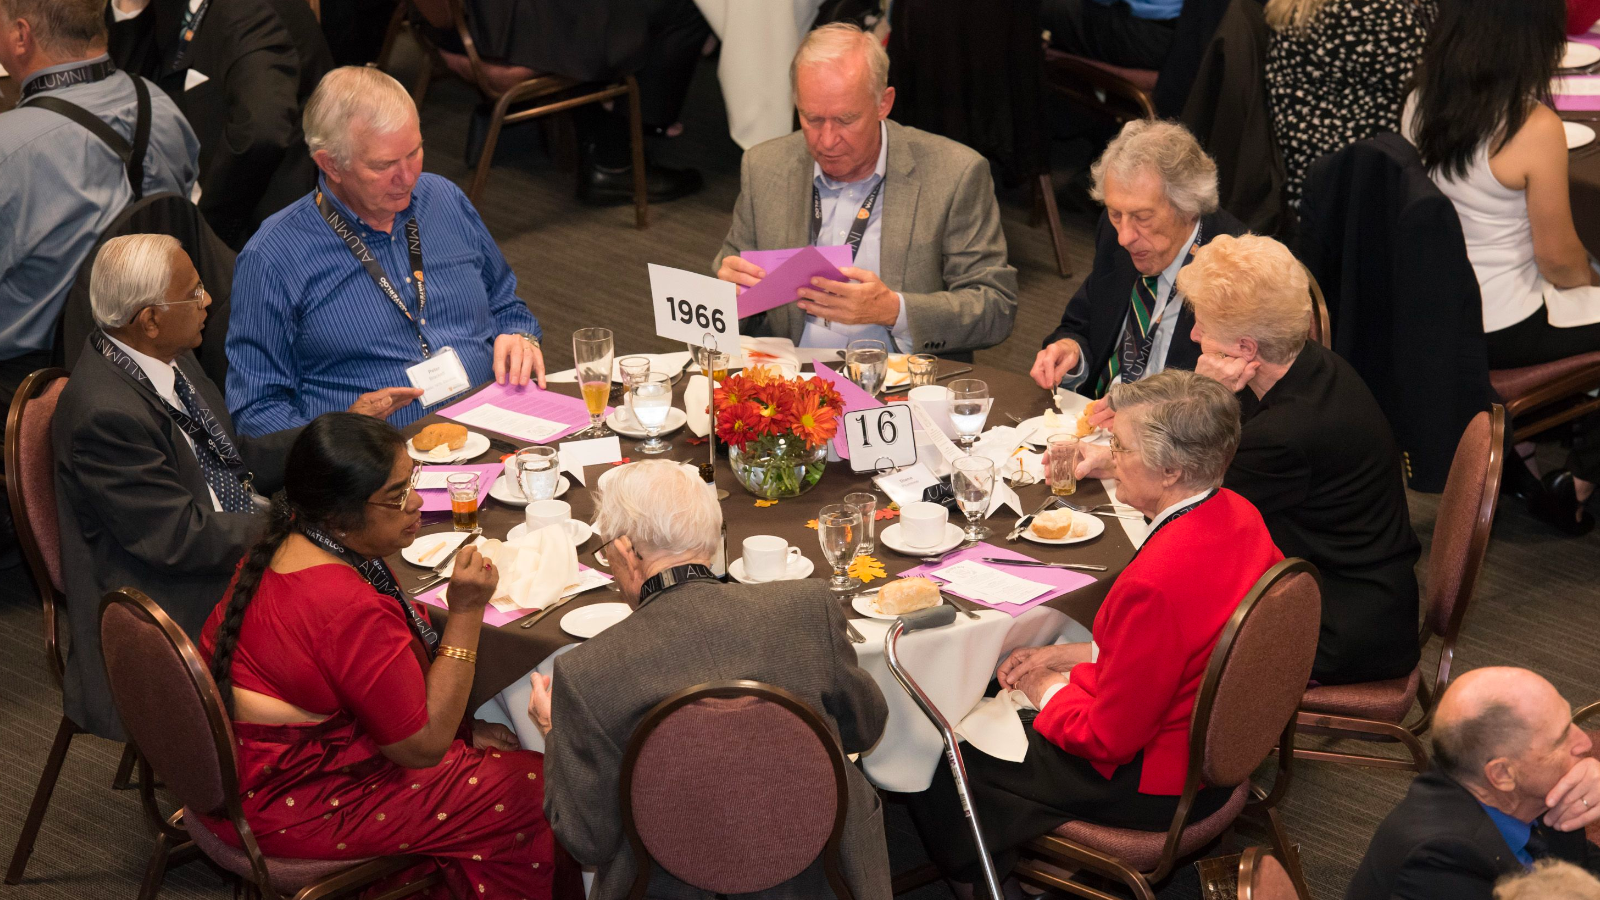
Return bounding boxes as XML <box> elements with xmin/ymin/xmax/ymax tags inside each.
<box><xmin>629</xmin><ymin>372</ymin><xmax>674</xmax><ymax>455</ymax></box>
<box><xmin>817</xmin><ymin>504</ymin><xmax>863</xmax><ymax>592</ymax></box>
<box><xmin>947</xmin><ymin>378</ymin><xmax>991</xmax><ymax>452</ymax></box>
<box><xmin>844</xmin><ymin>491</ymin><xmax>877</xmax><ymax>556</ymax></box>
<box><xmin>846</xmin><ymin>339</ymin><xmax>888</xmax><ymax>397</ymax></box>
<box><xmin>515</xmin><ymin>446</ymin><xmax>560</xmax><ymax>502</ymax></box>
<box><xmin>952</xmin><ymin>455</ymin><xmax>995</xmax><ymax>541</ymax></box>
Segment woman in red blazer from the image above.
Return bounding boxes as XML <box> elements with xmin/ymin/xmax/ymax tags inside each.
<box><xmin>906</xmin><ymin>369</ymin><xmax>1285</xmax><ymax>896</ymax></box>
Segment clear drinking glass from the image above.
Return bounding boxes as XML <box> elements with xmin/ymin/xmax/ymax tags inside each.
<box><xmin>573</xmin><ymin>327</ymin><xmax>614</xmax><ymax>438</ymax></box>
<box><xmin>907</xmin><ymin>354</ymin><xmax>938</xmax><ymax>387</ymax></box>
<box><xmin>846</xmin><ymin>339</ymin><xmax>888</xmax><ymax>397</ymax></box>
<box><xmin>844</xmin><ymin>491</ymin><xmax>877</xmax><ymax>556</ymax></box>
<box><xmin>817</xmin><ymin>504</ymin><xmax>863</xmax><ymax>592</ymax></box>
<box><xmin>947</xmin><ymin>378</ymin><xmax>991</xmax><ymax>452</ymax></box>
<box><xmin>515</xmin><ymin>446</ymin><xmax>560</xmax><ymax>502</ymax></box>
<box><xmin>1047</xmin><ymin>433</ymin><xmax>1080</xmax><ymax>497</ymax></box>
<box><xmin>617</xmin><ymin>355</ymin><xmax>651</xmax><ymax>425</ymax></box>
<box><xmin>446</xmin><ymin>472</ymin><xmax>481</xmax><ymax>532</ymax></box>
<box><xmin>952</xmin><ymin>456</ymin><xmax>995</xmax><ymax>541</ymax></box>
<box><xmin>629</xmin><ymin>372</ymin><xmax>674</xmax><ymax>455</ymax></box>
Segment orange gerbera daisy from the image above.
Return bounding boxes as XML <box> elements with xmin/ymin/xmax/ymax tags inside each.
<box><xmin>790</xmin><ymin>392</ymin><xmax>838</xmax><ymax>448</ymax></box>
<box><xmin>716</xmin><ymin>400</ymin><xmax>763</xmax><ymax>450</ymax></box>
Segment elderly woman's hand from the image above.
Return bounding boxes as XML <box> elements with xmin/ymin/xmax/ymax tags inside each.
<box><xmin>445</xmin><ymin>546</ymin><xmax>498</xmax><ymax>613</ymax></box>
<box><xmin>1074</xmin><ymin>442</ymin><xmax>1115</xmax><ymax>481</ymax></box>
<box><xmin>997</xmin><ymin>642</ymin><xmax>1093</xmax><ymax>690</ymax></box>
<box><xmin>527</xmin><ymin>673</ymin><xmax>554</xmax><ymax>736</ymax></box>
<box><xmin>1194</xmin><ymin>351</ymin><xmax>1261</xmax><ymax>393</ymax></box>
<box><xmin>471</xmin><ymin>720</ymin><xmax>520</xmax><ymax>751</ymax></box>
<box><xmin>1017</xmin><ymin>667</ymin><xmax>1070</xmax><ymax>710</ymax></box>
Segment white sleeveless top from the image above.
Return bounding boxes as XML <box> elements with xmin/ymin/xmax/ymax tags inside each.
<box><xmin>1402</xmin><ymin>96</ymin><xmax>1545</xmax><ymax>332</ymax></box>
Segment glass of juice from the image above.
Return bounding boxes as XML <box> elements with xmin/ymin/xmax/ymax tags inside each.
<box><xmin>573</xmin><ymin>327</ymin><xmax>614</xmax><ymax>437</ymax></box>
<box><xmin>446</xmin><ymin>472</ymin><xmax>480</xmax><ymax>531</ymax></box>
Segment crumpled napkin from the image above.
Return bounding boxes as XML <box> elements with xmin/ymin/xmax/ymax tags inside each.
<box><xmin>954</xmin><ymin>687</ymin><xmax>1040</xmax><ymax>763</ymax></box>
<box><xmin>447</xmin><ymin>525</ymin><xmax>579</xmax><ymax>612</ymax></box>
<box><xmin>684</xmin><ymin>374</ymin><xmax>712</xmax><ymax>437</ymax></box>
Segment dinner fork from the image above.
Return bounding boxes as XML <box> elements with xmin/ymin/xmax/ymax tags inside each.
<box><xmin>918</xmin><ymin>539</ymin><xmax>978</xmax><ymax>566</ymax></box>
<box><xmin>1059</xmin><ymin>500</ymin><xmax>1144</xmax><ymax>520</ymax></box>
<box><xmin>845</xmin><ymin>621</ymin><xmax>867</xmax><ymax>643</ymax></box>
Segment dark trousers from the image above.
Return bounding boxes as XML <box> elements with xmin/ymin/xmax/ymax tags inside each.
<box><xmin>1487</xmin><ymin>308</ymin><xmax>1600</xmax><ymax>483</ymax></box>
<box><xmin>1041</xmin><ymin>0</ymin><xmax>1176</xmax><ymax>70</ymax></box>
<box><xmin>578</xmin><ymin>0</ymin><xmax>709</xmax><ymax>167</ymax></box>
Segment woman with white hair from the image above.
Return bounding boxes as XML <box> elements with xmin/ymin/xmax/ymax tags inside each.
<box><xmin>906</xmin><ymin>369</ymin><xmax>1283</xmax><ymax>898</ymax></box>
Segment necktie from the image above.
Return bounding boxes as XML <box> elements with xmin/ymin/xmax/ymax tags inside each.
<box><xmin>171</xmin><ymin>367</ymin><xmax>256</xmax><ymax>513</ymax></box>
<box><xmin>1097</xmin><ymin>275</ymin><xmax>1161</xmax><ymax>397</ymax></box>
<box><xmin>1525</xmin><ymin>822</ymin><xmax>1552</xmax><ymax>865</ymax></box>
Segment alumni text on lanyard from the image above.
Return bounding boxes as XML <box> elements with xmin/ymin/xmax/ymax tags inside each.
<box><xmin>810</xmin><ymin>179</ymin><xmax>883</xmax><ymax>263</ymax></box>
<box><xmin>315</xmin><ymin>189</ymin><xmax>432</xmax><ymax>359</ymax></box>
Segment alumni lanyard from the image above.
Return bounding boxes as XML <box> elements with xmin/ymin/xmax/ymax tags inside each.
<box><xmin>300</xmin><ymin>523</ymin><xmax>441</xmax><ymax>659</ymax></box>
<box><xmin>1136</xmin><ymin>489</ymin><xmax>1219</xmax><ymax>555</ymax></box>
<box><xmin>314</xmin><ymin>188</ymin><xmax>432</xmax><ymax>358</ymax></box>
<box><xmin>18</xmin><ymin>57</ymin><xmax>118</xmax><ymax>101</ymax></box>
<box><xmin>165</xmin><ymin>0</ymin><xmax>215</xmax><ymax>76</ymax></box>
<box><xmin>810</xmin><ymin>178</ymin><xmax>883</xmax><ymax>262</ymax></box>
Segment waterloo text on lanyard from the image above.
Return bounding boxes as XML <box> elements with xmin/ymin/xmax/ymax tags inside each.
<box><xmin>315</xmin><ymin>189</ymin><xmax>432</xmax><ymax>358</ymax></box>
<box><xmin>810</xmin><ymin>179</ymin><xmax>883</xmax><ymax>262</ymax></box>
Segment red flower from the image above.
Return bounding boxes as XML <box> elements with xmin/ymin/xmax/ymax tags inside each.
<box><xmin>790</xmin><ymin>392</ymin><xmax>838</xmax><ymax>448</ymax></box>
<box><xmin>716</xmin><ymin>400</ymin><xmax>764</xmax><ymax>449</ymax></box>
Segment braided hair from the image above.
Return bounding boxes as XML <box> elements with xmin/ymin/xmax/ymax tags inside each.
<box><xmin>208</xmin><ymin>413</ymin><xmax>406</xmax><ymax>716</ymax></box>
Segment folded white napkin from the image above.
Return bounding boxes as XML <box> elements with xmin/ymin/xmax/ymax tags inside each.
<box><xmin>448</xmin><ymin>525</ymin><xmax>579</xmax><ymax>612</ymax></box>
<box><xmin>684</xmin><ymin>374</ymin><xmax>712</xmax><ymax>437</ymax></box>
<box><xmin>954</xmin><ymin>687</ymin><xmax>1039</xmax><ymax>762</ymax></box>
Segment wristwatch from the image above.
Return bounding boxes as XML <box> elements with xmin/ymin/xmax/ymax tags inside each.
<box><xmin>516</xmin><ymin>332</ymin><xmax>541</xmax><ymax>350</ymax></box>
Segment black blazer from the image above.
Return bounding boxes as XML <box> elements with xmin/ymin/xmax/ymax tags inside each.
<box><xmin>1226</xmin><ymin>341</ymin><xmax>1421</xmax><ymax>684</ymax></box>
<box><xmin>1347</xmin><ymin>767</ymin><xmax>1600</xmax><ymax>900</ymax></box>
<box><xmin>52</xmin><ymin>341</ymin><xmax>299</xmax><ymax>740</ymax></box>
<box><xmin>1045</xmin><ymin>208</ymin><xmax>1246</xmax><ymax>398</ymax></box>
<box><xmin>108</xmin><ymin>0</ymin><xmax>332</xmax><ymax>249</ymax></box>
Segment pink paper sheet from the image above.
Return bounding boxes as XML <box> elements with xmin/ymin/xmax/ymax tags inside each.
<box><xmin>415</xmin><ymin>464</ymin><xmax>501</xmax><ymax>512</ymax></box>
<box><xmin>438</xmin><ymin>382</ymin><xmax>609</xmax><ymax>444</ymax></box>
<box><xmin>810</xmin><ymin>361</ymin><xmax>883</xmax><ymax>460</ymax></box>
<box><xmin>737</xmin><ymin>245</ymin><xmax>854</xmax><ymax>318</ymax></box>
<box><xmin>415</xmin><ymin>565</ymin><xmax>609</xmax><ymax>627</ymax></box>
<box><xmin>896</xmin><ymin>542</ymin><xmax>1097</xmax><ymax>618</ymax></box>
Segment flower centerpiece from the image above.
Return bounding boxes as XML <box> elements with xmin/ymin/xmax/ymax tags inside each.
<box><xmin>715</xmin><ymin>366</ymin><xmax>844</xmax><ymax>500</ymax></box>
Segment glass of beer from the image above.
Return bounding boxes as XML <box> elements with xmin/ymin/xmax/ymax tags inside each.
<box><xmin>446</xmin><ymin>472</ymin><xmax>481</xmax><ymax>531</ymax></box>
<box><xmin>1047</xmin><ymin>433</ymin><xmax>1080</xmax><ymax>497</ymax></box>
<box><xmin>573</xmin><ymin>327</ymin><xmax>614</xmax><ymax>438</ymax></box>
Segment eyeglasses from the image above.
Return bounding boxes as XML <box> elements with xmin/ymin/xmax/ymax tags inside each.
<box><xmin>152</xmin><ymin>282</ymin><xmax>209</xmax><ymax>309</ymax></box>
<box><xmin>1108</xmin><ymin>436</ymin><xmax>1132</xmax><ymax>456</ymax></box>
<box><xmin>368</xmin><ymin>464</ymin><xmax>422</xmax><ymax>511</ymax></box>
<box><xmin>593</xmin><ymin>534</ymin><xmax>624</xmax><ymax>566</ymax></box>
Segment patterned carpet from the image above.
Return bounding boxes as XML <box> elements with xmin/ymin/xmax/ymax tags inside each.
<box><xmin>3</xmin><ymin>40</ymin><xmax>1597</xmax><ymax>900</ymax></box>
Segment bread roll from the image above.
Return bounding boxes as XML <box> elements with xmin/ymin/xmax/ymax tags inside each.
<box><xmin>414</xmin><ymin>423</ymin><xmax>468</xmax><ymax>451</ymax></box>
<box><xmin>874</xmin><ymin>576</ymin><xmax>941</xmax><ymax>615</ymax></box>
<box><xmin>1074</xmin><ymin>400</ymin><xmax>1098</xmax><ymax>438</ymax></box>
<box><xmin>1031</xmin><ymin>509</ymin><xmax>1089</xmax><ymax>540</ymax></box>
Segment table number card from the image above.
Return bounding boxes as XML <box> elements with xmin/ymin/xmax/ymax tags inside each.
<box><xmin>843</xmin><ymin>405</ymin><xmax>916</xmax><ymax>472</ymax></box>
<box><xmin>648</xmin><ymin>264</ymin><xmax>741</xmax><ymax>348</ymax></box>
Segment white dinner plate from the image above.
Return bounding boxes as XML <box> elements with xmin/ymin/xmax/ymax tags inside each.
<box><xmin>879</xmin><ymin>522</ymin><xmax>965</xmax><ymax>556</ymax></box>
<box><xmin>1021</xmin><ymin>511</ymin><xmax>1106</xmax><ymax>545</ymax></box>
<box><xmin>851</xmin><ymin>589</ymin><xmax>945</xmax><ymax>621</ymax></box>
<box><xmin>401</xmin><ymin>532</ymin><xmax>483</xmax><ymax>568</ymax></box>
<box><xmin>561</xmin><ymin>602</ymin><xmax>632</xmax><ymax>638</ymax></box>
<box><xmin>487</xmin><ymin>472</ymin><xmax>568</xmax><ymax>507</ymax></box>
<box><xmin>1567</xmin><ymin>121</ymin><xmax>1597</xmax><ymax>151</ymax></box>
<box><xmin>406</xmin><ymin>431</ymin><xmax>490</xmax><ymax>464</ymax></box>
<box><xmin>1564</xmin><ymin>41</ymin><xmax>1600</xmax><ymax>70</ymax></box>
<box><xmin>728</xmin><ymin>555</ymin><xmax>815</xmax><ymax>584</ymax></box>
<box><xmin>506</xmin><ymin>519</ymin><xmax>594</xmax><ymax>546</ymax></box>
<box><xmin>605</xmin><ymin>406</ymin><xmax>688</xmax><ymax>439</ymax></box>
<box><xmin>1015</xmin><ymin>413</ymin><xmax>1092</xmax><ymax>447</ymax></box>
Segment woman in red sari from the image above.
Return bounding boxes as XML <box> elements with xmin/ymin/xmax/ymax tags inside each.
<box><xmin>200</xmin><ymin>412</ymin><xmax>565</xmax><ymax>899</ymax></box>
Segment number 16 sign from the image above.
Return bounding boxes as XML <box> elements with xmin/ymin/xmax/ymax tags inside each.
<box><xmin>648</xmin><ymin>264</ymin><xmax>741</xmax><ymax>348</ymax></box>
<box><xmin>843</xmin><ymin>405</ymin><xmax>917</xmax><ymax>472</ymax></box>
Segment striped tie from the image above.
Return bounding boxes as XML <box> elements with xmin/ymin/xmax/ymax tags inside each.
<box><xmin>1096</xmin><ymin>275</ymin><xmax>1161</xmax><ymax>397</ymax></box>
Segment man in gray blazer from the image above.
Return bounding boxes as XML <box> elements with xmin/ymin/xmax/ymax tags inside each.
<box><xmin>530</xmin><ymin>460</ymin><xmax>891</xmax><ymax>899</ymax></box>
<box><xmin>714</xmin><ymin>23</ymin><xmax>1017</xmax><ymax>358</ymax></box>
<box><xmin>51</xmin><ymin>234</ymin><xmax>416</xmax><ymax>740</ymax></box>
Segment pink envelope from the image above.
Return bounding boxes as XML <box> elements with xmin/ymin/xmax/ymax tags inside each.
<box><xmin>737</xmin><ymin>245</ymin><xmax>854</xmax><ymax>318</ymax></box>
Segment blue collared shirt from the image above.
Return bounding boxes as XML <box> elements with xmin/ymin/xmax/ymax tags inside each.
<box><xmin>1088</xmin><ymin>0</ymin><xmax>1183</xmax><ymax>21</ymax></box>
<box><xmin>1478</xmin><ymin>802</ymin><xmax>1536</xmax><ymax>869</ymax></box>
<box><xmin>0</xmin><ymin>57</ymin><xmax>198</xmax><ymax>360</ymax></box>
<box><xmin>226</xmin><ymin>173</ymin><xmax>541</xmax><ymax>435</ymax></box>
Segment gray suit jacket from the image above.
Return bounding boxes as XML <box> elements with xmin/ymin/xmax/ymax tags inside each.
<box><xmin>714</xmin><ymin>119</ymin><xmax>1018</xmax><ymax>357</ymax></box>
<box><xmin>52</xmin><ymin>340</ymin><xmax>298</xmax><ymax>740</ymax></box>
<box><xmin>542</xmin><ymin>579</ymin><xmax>892</xmax><ymax>900</ymax></box>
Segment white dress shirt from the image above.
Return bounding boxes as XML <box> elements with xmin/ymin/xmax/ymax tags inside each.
<box><xmin>106</xmin><ymin>335</ymin><xmax>222</xmax><ymax>511</ymax></box>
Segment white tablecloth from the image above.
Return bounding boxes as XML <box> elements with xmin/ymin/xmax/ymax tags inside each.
<box><xmin>693</xmin><ymin>0</ymin><xmax>824</xmax><ymax>149</ymax></box>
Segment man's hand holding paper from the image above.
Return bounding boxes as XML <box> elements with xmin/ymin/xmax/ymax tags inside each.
<box><xmin>798</xmin><ymin>266</ymin><xmax>902</xmax><ymax>327</ymax></box>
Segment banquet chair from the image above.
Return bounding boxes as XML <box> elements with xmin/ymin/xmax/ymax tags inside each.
<box><xmin>1305</xmin><ymin>267</ymin><xmax>1330</xmax><ymax>350</ymax></box>
<box><xmin>1012</xmin><ymin>557</ymin><xmax>1322</xmax><ymax>900</ymax></box>
<box><xmin>619</xmin><ymin>680</ymin><xmax>856</xmax><ymax>900</ymax></box>
<box><xmin>1488</xmin><ymin>354</ymin><xmax>1600</xmax><ymax>444</ymax></box>
<box><xmin>1295</xmin><ymin>405</ymin><xmax>1505</xmax><ymax>772</ymax></box>
<box><xmin>99</xmin><ymin>588</ymin><xmax>442</xmax><ymax>900</ymax></box>
<box><xmin>1042</xmin><ymin>49</ymin><xmax>1157</xmax><ymax>125</ymax></box>
<box><xmin>401</xmin><ymin>0</ymin><xmax>647</xmax><ymax>224</ymax></box>
<box><xmin>3</xmin><ymin>368</ymin><xmax>141</xmax><ymax>884</ymax></box>
<box><xmin>1238</xmin><ymin>846</ymin><xmax>1301</xmax><ymax>900</ymax></box>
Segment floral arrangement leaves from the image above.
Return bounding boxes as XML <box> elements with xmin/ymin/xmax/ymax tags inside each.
<box><xmin>848</xmin><ymin>555</ymin><xmax>887</xmax><ymax>583</ymax></box>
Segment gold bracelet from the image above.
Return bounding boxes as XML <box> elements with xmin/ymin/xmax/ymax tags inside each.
<box><xmin>437</xmin><ymin>645</ymin><xmax>477</xmax><ymax>664</ymax></box>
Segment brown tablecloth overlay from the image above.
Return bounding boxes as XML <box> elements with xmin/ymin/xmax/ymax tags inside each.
<box><xmin>1564</xmin><ymin>110</ymin><xmax>1600</xmax><ymax>253</ymax></box>
<box><xmin>392</xmin><ymin>362</ymin><xmax>1137</xmax><ymax>712</ymax></box>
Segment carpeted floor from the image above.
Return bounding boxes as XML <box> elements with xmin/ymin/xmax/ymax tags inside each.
<box><xmin>3</xmin><ymin>40</ymin><xmax>1598</xmax><ymax>900</ymax></box>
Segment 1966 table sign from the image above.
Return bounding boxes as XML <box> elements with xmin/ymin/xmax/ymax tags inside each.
<box><xmin>648</xmin><ymin>264</ymin><xmax>741</xmax><ymax>348</ymax></box>
<box><xmin>843</xmin><ymin>405</ymin><xmax>916</xmax><ymax>472</ymax></box>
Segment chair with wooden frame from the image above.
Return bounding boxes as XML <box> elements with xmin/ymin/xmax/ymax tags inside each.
<box><xmin>99</xmin><ymin>588</ymin><xmax>443</xmax><ymax>900</ymax></box>
<box><xmin>1012</xmin><ymin>558</ymin><xmax>1323</xmax><ymax>900</ymax></box>
<box><xmin>619</xmin><ymin>680</ymin><xmax>857</xmax><ymax>899</ymax></box>
<box><xmin>1488</xmin><ymin>354</ymin><xmax>1600</xmax><ymax>445</ymax></box>
<box><xmin>4</xmin><ymin>368</ymin><xmax>139</xmax><ymax>885</ymax></box>
<box><xmin>1305</xmin><ymin>266</ymin><xmax>1331</xmax><ymax>350</ymax></box>
<box><xmin>1042</xmin><ymin>49</ymin><xmax>1158</xmax><ymax>125</ymax></box>
<box><xmin>1295</xmin><ymin>405</ymin><xmax>1505</xmax><ymax>772</ymax></box>
<box><xmin>1238</xmin><ymin>846</ymin><xmax>1302</xmax><ymax>900</ymax></box>
<box><xmin>403</xmin><ymin>0</ymin><xmax>648</xmax><ymax>225</ymax></box>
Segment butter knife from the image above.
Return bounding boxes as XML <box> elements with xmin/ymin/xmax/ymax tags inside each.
<box><xmin>980</xmin><ymin>556</ymin><xmax>1107</xmax><ymax>572</ymax></box>
<box><xmin>1007</xmin><ymin>496</ymin><xmax>1060</xmax><ymax>541</ymax></box>
<box><xmin>519</xmin><ymin>595</ymin><xmax>573</xmax><ymax>630</ymax></box>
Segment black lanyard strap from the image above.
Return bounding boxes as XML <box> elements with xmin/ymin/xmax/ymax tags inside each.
<box><xmin>314</xmin><ymin>189</ymin><xmax>431</xmax><ymax>358</ymax></box>
<box><xmin>810</xmin><ymin>178</ymin><xmax>884</xmax><ymax>263</ymax></box>
<box><xmin>19</xmin><ymin>57</ymin><xmax>118</xmax><ymax>101</ymax></box>
<box><xmin>166</xmin><ymin>0</ymin><xmax>215</xmax><ymax>76</ymax></box>
<box><xmin>300</xmin><ymin>522</ymin><xmax>441</xmax><ymax>659</ymax></box>
<box><xmin>1136</xmin><ymin>489</ymin><xmax>1219</xmax><ymax>554</ymax></box>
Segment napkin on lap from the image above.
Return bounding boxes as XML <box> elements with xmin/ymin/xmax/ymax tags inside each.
<box><xmin>954</xmin><ymin>687</ymin><xmax>1041</xmax><ymax>763</ymax></box>
<box><xmin>448</xmin><ymin>525</ymin><xmax>579</xmax><ymax>612</ymax></box>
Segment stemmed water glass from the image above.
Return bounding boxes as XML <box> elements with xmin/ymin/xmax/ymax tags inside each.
<box><xmin>515</xmin><ymin>446</ymin><xmax>560</xmax><ymax>502</ymax></box>
<box><xmin>573</xmin><ymin>327</ymin><xmax>614</xmax><ymax>438</ymax></box>
<box><xmin>846</xmin><ymin>339</ymin><xmax>888</xmax><ymax>397</ymax></box>
<box><xmin>629</xmin><ymin>372</ymin><xmax>674</xmax><ymax>455</ymax></box>
<box><xmin>817</xmin><ymin>503</ymin><xmax>863</xmax><ymax>593</ymax></box>
<box><xmin>952</xmin><ymin>456</ymin><xmax>995</xmax><ymax>541</ymax></box>
<box><xmin>947</xmin><ymin>378</ymin><xmax>991</xmax><ymax>452</ymax></box>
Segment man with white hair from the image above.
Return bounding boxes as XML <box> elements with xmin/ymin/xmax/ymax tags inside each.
<box><xmin>713</xmin><ymin>22</ymin><xmax>1017</xmax><ymax>357</ymax></box>
<box><xmin>528</xmin><ymin>460</ymin><xmax>892</xmax><ymax>900</ymax></box>
<box><xmin>226</xmin><ymin>65</ymin><xmax>546</xmax><ymax>437</ymax></box>
<box><xmin>1348</xmin><ymin>667</ymin><xmax>1600</xmax><ymax>900</ymax></box>
<box><xmin>1031</xmin><ymin>119</ymin><xmax>1245</xmax><ymax>396</ymax></box>
<box><xmin>51</xmin><ymin>234</ymin><xmax>417</xmax><ymax>740</ymax></box>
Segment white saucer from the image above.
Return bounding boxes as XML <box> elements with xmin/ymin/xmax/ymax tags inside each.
<box><xmin>407</xmin><ymin>431</ymin><xmax>490</xmax><ymax>463</ymax></box>
<box><xmin>401</xmin><ymin>532</ymin><xmax>483</xmax><ymax>568</ymax></box>
<box><xmin>1567</xmin><ymin>121</ymin><xmax>1597</xmax><ymax>151</ymax></box>
<box><xmin>851</xmin><ymin>589</ymin><xmax>945</xmax><ymax>621</ymax></box>
<box><xmin>1564</xmin><ymin>40</ymin><xmax>1600</xmax><ymax>70</ymax></box>
<box><xmin>728</xmin><ymin>556</ymin><xmax>815</xmax><ymax>583</ymax></box>
<box><xmin>487</xmin><ymin>473</ymin><xmax>568</xmax><ymax>507</ymax></box>
<box><xmin>605</xmin><ymin>407</ymin><xmax>688</xmax><ymax>439</ymax></box>
<box><xmin>507</xmin><ymin>519</ymin><xmax>594</xmax><ymax>546</ymax></box>
<box><xmin>880</xmin><ymin>521</ymin><xmax>965</xmax><ymax>556</ymax></box>
<box><xmin>561</xmin><ymin>602</ymin><xmax>632</xmax><ymax>638</ymax></box>
<box><xmin>1021</xmin><ymin>511</ymin><xmax>1106</xmax><ymax>545</ymax></box>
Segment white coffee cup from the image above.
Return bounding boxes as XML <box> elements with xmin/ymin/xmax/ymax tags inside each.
<box><xmin>899</xmin><ymin>501</ymin><xmax>949</xmax><ymax>549</ymax></box>
<box><xmin>742</xmin><ymin>535</ymin><xmax>802</xmax><ymax>582</ymax></box>
<box><xmin>525</xmin><ymin>499</ymin><xmax>571</xmax><ymax>532</ymax></box>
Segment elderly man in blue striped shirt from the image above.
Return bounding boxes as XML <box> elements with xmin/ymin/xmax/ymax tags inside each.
<box><xmin>226</xmin><ymin>66</ymin><xmax>546</xmax><ymax>436</ymax></box>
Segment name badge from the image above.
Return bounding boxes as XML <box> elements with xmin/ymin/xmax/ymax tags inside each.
<box><xmin>405</xmin><ymin>345</ymin><xmax>470</xmax><ymax>407</ymax></box>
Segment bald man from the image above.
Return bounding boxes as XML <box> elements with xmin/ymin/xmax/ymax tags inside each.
<box><xmin>1347</xmin><ymin>668</ymin><xmax>1600</xmax><ymax>900</ymax></box>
